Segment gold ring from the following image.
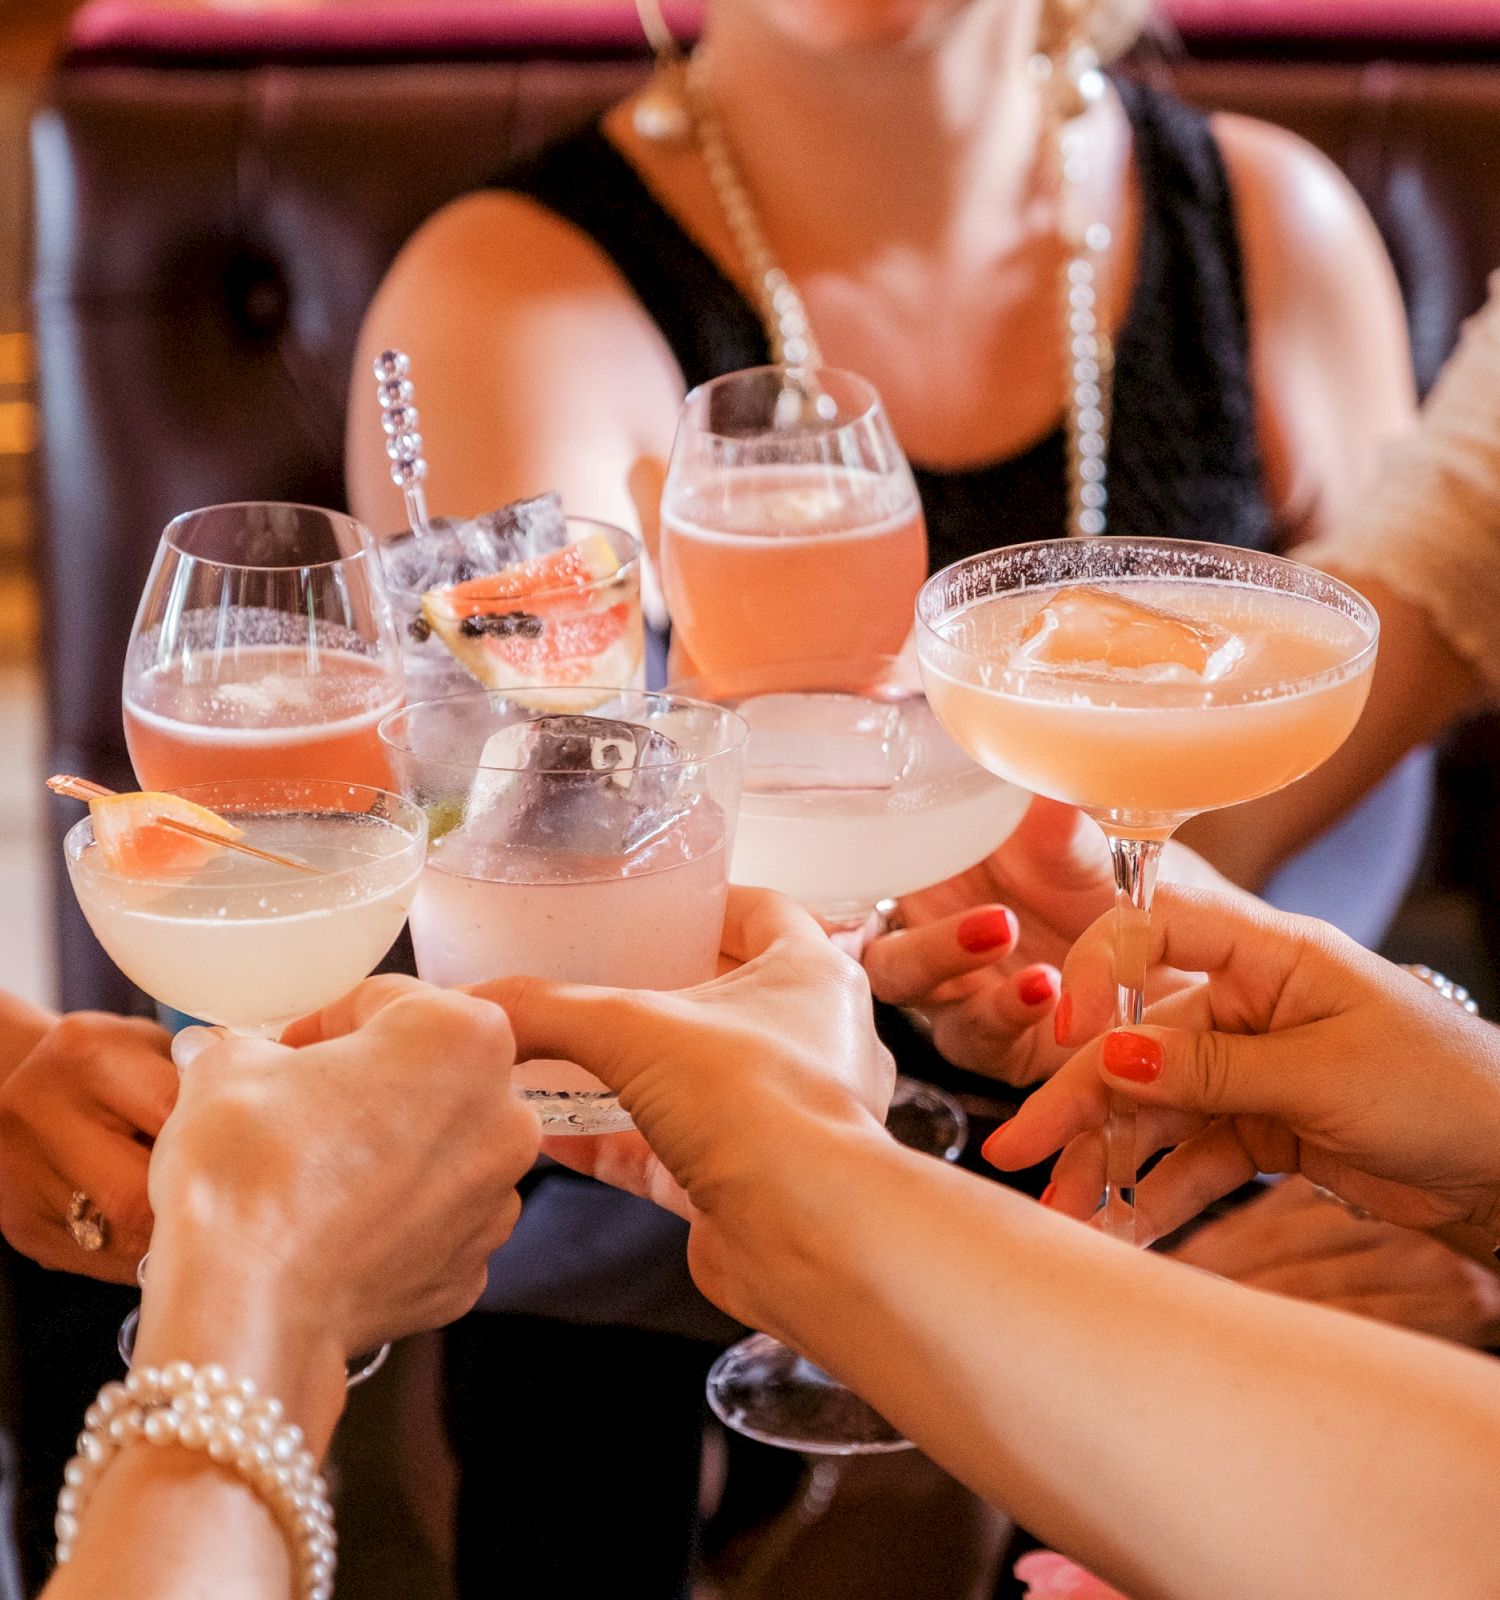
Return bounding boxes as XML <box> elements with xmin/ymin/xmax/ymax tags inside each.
<box><xmin>66</xmin><ymin>1191</ymin><xmax>108</xmax><ymax>1253</ymax></box>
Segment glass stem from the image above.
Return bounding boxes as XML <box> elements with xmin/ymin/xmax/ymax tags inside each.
<box><xmin>1102</xmin><ymin>834</ymin><xmax>1163</xmax><ymax>1244</ymax></box>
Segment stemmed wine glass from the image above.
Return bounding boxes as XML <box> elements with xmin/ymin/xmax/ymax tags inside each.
<box><xmin>659</xmin><ymin>367</ymin><xmax>927</xmax><ymax>673</ymax></box>
<box><xmin>916</xmin><ymin>538</ymin><xmax>1379</xmax><ymax>1240</ymax></box>
<box><xmin>673</xmin><ymin>656</ymin><xmax>1030</xmax><ymax>1452</ymax></box>
<box><xmin>123</xmin><ymin>503</ymin><xmax>404</xmax><ymax>791</ymax></box>
<box><xmin>60</xmin><ymin>777</ymin><xmax>428</xmax><ymax>1381</ymax></box>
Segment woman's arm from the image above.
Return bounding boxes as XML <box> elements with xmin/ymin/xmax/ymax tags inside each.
<box><xmin>346</xmin><ymin>192</ymin><xmax>682</xmax><ymax>541</ymax></box>
<box><xmin>462</xmin><ymin>891</ymin><xmax>1500</xmax><ymax>1600</ymax></box>
<box><xmin>732</xmin><ymin>1121</ymin><xmax>1500</xmax><ymax>1600</ymax></box>
<box><xmin>41</xmin><ymin>984</ymin><xmax>540</xmax><ymax>1600</ymax></box>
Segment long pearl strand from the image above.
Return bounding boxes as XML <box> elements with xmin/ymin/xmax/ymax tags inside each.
<box><xmin>674</xmin><ymin>48</ymin><xmax>1111</xmax><ymax>537</ymax></box>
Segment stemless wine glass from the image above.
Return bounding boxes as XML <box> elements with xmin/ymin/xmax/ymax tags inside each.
<box><xmin>123</xmin><ymin>503</ymin><xmax>404</xmax><ymax>791</ymax></box>
<box><xmin>63</xmin><ymin>777</ymin><xmax>428</xmax><ymax>1380</ymax></box>
<box><xmin>917</xmin><ymin>538</ymin><xmax>1379</xmax><ymax>1240</ymax></box>
<box><xmin>659</xmin><ymin>367</ymin><xmax>927</xmax><ymax>672</ymax></box>
<box><xmin>672</xmin><ymin>656</ymin><xmax>1028</xmax><ymax>1453</ymax></box>
<box><xmin>381</xmin><ymin>689</ymin><xmax>746</xmax><ymax>1134</ymax></box>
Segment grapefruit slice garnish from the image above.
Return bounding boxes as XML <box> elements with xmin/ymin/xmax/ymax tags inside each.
<box><xmin>88</xmin><ymin>792</ymin><xmax>244</xmax><ymax>878</ymax></box>
<box><xmin>421</xmin><ymin>532</ymin><xmax>642</xmax><ymax>708</ymax></box>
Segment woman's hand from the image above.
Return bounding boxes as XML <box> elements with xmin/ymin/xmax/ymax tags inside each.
<box><xmin>861</xmin><ymin>796</ymin><xmax>1229</xmax><ymax>1085</ymax></box>
<box><xmin>986</xmin><ymin>888</ymin><xmax>1500</xmax><ymax>1244</ymax></box>
<box><xmin>475</xmin><ymin>888</ymin><xmax>895</xmax><ymax>1328</ymax></box>
<box><xmin>1170</xmin><ymin>1178</ymin><xmax>1500</xmax><ymax>1349</ymax></box>
<box><xmin>0</xmin><ymin>1013</ymin><xmax>176</xmax><ymax>1281</ymax></box>
<box><xmin>141</xmin><ymin>986</ymin><xmax>541</xmax><ymax>1451</ymax></box>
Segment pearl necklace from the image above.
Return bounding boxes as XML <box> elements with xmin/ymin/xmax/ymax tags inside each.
<box><xmin>676</xmin><ymin>49</ymin><xmax>1114</xmax><ymax>538</ymax></box>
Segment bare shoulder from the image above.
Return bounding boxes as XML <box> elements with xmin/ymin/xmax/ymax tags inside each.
<box><xmin>349</xmin><ymin>186</ymin><xmax>683</xmax><ymax>532</ymax></box>
<box><xmin>1210</xmin><ymin>113</ymin><xmax>1398</xmax><ymax>309</ymax></box>
<box><xmin>381</xmin><ymin>187</ymin><xmax>659</xmax><ymax>322</ymax></box>
<box><xmin>1210</xmin><ymin>113</ymin><xmax>1415</xmax><ymax>538</ymax></box>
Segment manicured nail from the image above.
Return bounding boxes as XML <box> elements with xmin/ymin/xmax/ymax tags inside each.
<box><xmin>1017</xmin><ymin>970</ymin><xmax>1055</xmax><ymax>1007</ymax></box>
<box><xmin>1102</xmin><ymin>1030</ymin><xmax>1163</xmax><ymax>1084</ymax></box>
<box><xmin>980</xmin><ymin>1127</ymin><xmax>1008</xmax><ymax>1169</ymax></box>
<box><xmin>1039</xmin><ymin>1181</ymin><xmax>1057</xmax><ymax>1207</ymax></box>
<box><xmin>957</xmin><ymin>907</ymin><xmax>1016</xmax><ymax>954</ymax></box>
<box><xmin>1052</xmin><ymin>992</ymin><xmax>1073</xmax><ymax>1047</ymax></box>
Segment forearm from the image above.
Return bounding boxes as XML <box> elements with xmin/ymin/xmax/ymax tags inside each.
<box><xmin>42</xmin><ymin>1215</ymin><xmax>346</xmax><ymax>1600</ymax></box>
<box><xmin>729</xmin><ymin>1125</ymin><xmax>1500</xmax><ymax>1600</ymax></box>
<box><xmin>1181</xmin><ymin>578</ymin><xmax>1481</xmax><ymax>887</ymax></box>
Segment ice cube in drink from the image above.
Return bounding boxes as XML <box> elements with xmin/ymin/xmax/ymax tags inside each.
<box><xmin>1012</xmin><ymin>585</ymin><xmax>1244</xmax><ymax>683</ymax></box>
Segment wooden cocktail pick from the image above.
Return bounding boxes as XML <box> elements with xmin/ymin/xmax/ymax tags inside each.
<box><xmin>47</xmin><ymin>775</ymin><xmax>323</xmax><ymax>875</ymax></box>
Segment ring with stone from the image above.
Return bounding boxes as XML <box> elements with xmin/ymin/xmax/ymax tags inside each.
<box><xmin>66</xmin><ymin>1191</ymin><xmax>108</xmax><ymax>1253</ymax></box>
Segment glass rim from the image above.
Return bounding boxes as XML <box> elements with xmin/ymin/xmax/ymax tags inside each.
<box><xmin>915</xmin><ymin>535</ymin><xmax>1380</xmax><ymax>703</ymax></box>
<box><xmin>680</xmin><ymin>364</ymin><xmax>885</xmax><ymax>442</ymax></box>
<box><xmin>376</xmin><ymin>515</ymin><xmax>642</xmax><ymax>601</ymax></box>
<box><xmin>669</xmin><ymin>653</ymin><xmax>919</xmax><ymax>701</ymax></box>
<box><xmin>64</xmin><ymin>778</ymin><xmax>426</xmax><ymax>891</ymax></box>
<box><xmin>163</xmin><ymin>502</ymin><xmax>380</xmax><ymax>575</ymax></box>
<box><xmin>379</xmin><ymin>687</ymin><xmax>750</xmax><ymax>776</ymax></box>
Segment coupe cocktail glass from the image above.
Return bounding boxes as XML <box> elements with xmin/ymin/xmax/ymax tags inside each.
<box><xmin>674</xmin><ymin>657</ymin><xmax>1027</xmax><ymax>1454</ymax></box>
<box><xmin>381</xmin><ymin>689</ymin><xmax>745</xmax><ymax>1134</ymax></box>
<box><xmin>123</xmin><ymin>504</ymin><xmax>404</xmax><ymax>791</ymax></box>
<box><xmin>917</xmin><ymin>537</ymin><xmax>1379</xmax><ymax>1240</ymax></box>
<box><xmin>379</xmin><ymin>515</ymin><xmax>644</xmax><ymax>702</ymax></box>
<box><xmin>660</xmin><ymin>367</ymin><xmax>927</xmax><ymax>672</ymax></box>
<box><xmin>673</xmin><ymin>657</ymin><xmax>1029</xmax><ymax>934</ymax></box>
<box><xmin>64</xmin><ymin>778</ymin><xmax>427</xmax><ymax>1373</ymax></box>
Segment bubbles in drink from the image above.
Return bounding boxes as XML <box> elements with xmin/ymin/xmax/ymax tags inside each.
<box><xmin>1012</xmin><ymin>585</ymin><xmax>1245</xmax><ymax>684</ymax></box>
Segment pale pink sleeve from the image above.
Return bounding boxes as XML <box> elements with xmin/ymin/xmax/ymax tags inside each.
<box><xmin>1298</xmin><ymin>272</ymin><xmax>1500</xmax><ymax>696</ymax></box>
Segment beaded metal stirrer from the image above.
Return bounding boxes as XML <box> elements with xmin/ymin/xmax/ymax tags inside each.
<box><xmin>373</xmin><ymin>350</ymin><xmax>431</xmax><ymax>537</ymax></box>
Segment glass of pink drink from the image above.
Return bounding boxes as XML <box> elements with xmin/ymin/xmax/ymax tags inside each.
<box><xmin>660</xmin><ymin>366</ymin><xmax>927</xmax><ymax>672</ymax></box>
<box><xmin>917</xmin><ymin>538</ymin><xmax>1379</xmax><ymax>1241</ymax></box>
<box><xmin>123</xmin><ymin>503</ymin><xmax>404</xmax><ymax>791</ymax></box>
<box><xmin>380</xmin><ymin>689</ymin><xmax>746</xmax><ymax>1134</ymax></box>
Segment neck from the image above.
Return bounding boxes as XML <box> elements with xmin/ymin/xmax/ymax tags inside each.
<box><xmin>700</xmin><ymin>0</ymin><xmax>1048</xmax><ymax>261</ymax></box>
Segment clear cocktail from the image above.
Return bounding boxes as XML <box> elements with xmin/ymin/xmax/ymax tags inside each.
<box><xmin>64</xmin><ymin>780</ymin><xmax>426</xmax><ymax>1036</ymax></box>
<box><xmin>660</xmin><ymin>367</ymin><xmax>926</xmax><ymax>673</ymax></box>
<box><xmin>673</xmin><ymin>658</ymin><xmax>1027</xmax><ymax>929</ymax></box>
<box><xmin>917</xmin><ymin>538</ymin><xmax>1379</xmax><ymax>1239</ymax></box>
<box><xmin>381</xmin><ymin>690</ymin><xmax>745</xmax><ymax>1133</ymax></box>
<box><xmin>380</xmin><ymin>509</ymin><xmax>644</xmax><ymax>703</ymax></box>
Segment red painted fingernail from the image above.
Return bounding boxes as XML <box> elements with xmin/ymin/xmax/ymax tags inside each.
<box><xmin>980</xmin><ymin>1127</ymin><xmax>1008</xmax><ymax>1168</ymax></box>
<box><xmin>1039</xmin><ymin>1182</ymin><xmax>1057</xmax><ymax>1207</ymax></box>
<box><xmin>1052</xmin><ymin>992</ymin><xmax>1073</xmax><ymax>1046</ymax></box>
<box><xmin>1102</xmin><ymin>1030</ymin><xmax>1163</xmax><ymax>1083</ymax></box>
<box><xmin>1017</xmin><ymin>970</ymin><xmax>1055</xmax><ymax>1007</ymax></box>
<box><xmin>957</xmin><ymin>907</ymin><xmax>1016</xmax><ymax>954</ymax></box>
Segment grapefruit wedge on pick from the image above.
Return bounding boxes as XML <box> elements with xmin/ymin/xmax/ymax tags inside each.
<box><xmin>89</xmin><ymin>792</ymin><xmax>243</xmax><ymax>878</ymax></box>
<box><xmin>421</xmin><ymin>534</ymin><xmax>642</xmax><ymax>709</ymax></box>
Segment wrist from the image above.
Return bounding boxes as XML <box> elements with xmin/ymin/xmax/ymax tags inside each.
<box><xmin>138</xmin><ymin>1212</ymin><xmax>347</xmax><ymax>1459</ymax></box>
<box><xmin>707</xmin><ymin>1110</ymin><xmax>905</xmax><ymax>1337</ymax></box>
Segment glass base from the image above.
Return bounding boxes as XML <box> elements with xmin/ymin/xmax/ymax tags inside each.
<box><xmin>707</xmin><ymin>1334</ymin><xmax>913</xmax><ymax>1456</ymax></box>
<box><xmin>523</xmin><ymin>1088</ymin><xmax>635</xmax><ymax>1135</ymax></box>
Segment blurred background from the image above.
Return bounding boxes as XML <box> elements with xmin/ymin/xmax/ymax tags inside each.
<box><xmin>0</xmin><ymin>0</ymin><xmax>68</xmax><ymax>1008</ymax></box>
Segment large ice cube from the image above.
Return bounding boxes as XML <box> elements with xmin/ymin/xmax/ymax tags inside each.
<box><xmin>1013</xmin><ymin>585</ymin><xmax>1244</xmax><ymax>683</ymax></box>
<box><xmin>382</xmin><ymin>492</ymin><xmax>569</xmax><ymax>598</ymax></box>
<box><xmin>739</xmin><ymin>692</ymin><xmax>913</xmax><ymax>794</ymax></box>
<box><xmin>465</xmin><ymin>713</ymin><xmax>690</xmax><ymax>858</ymax></box>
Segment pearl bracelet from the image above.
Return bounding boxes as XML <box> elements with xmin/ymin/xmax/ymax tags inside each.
<box><xmin>55</xmin><ymin>1362</ymin><xmax>336</xmax><ymax>1600</ymax></box>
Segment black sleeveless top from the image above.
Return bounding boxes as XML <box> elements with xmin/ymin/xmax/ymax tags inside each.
<box><xmin>499</xmin><ymin>77</ymin><xmax>1276</xmax><ymax>568</ymax></box>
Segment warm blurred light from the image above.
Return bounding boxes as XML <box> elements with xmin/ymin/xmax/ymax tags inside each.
<box><xmin>0</xmin><ymin>332</ymin><xmax>32</xmax><ymax>387</ymax></box>
<box><xmin>0</xmin><ymin>400</ymin><xmax>36</xmax><ymax>456</ymax></box>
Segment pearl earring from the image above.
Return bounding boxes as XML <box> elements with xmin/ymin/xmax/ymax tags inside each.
<box><xmin>632</xmin><ymin>0</ymin><xmax>693</xmax><ymax>145</ymax></box>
